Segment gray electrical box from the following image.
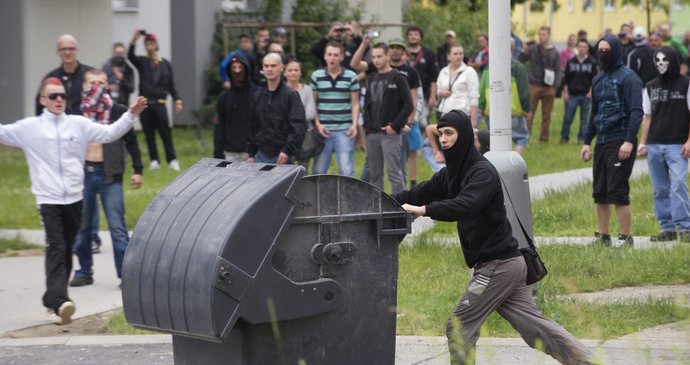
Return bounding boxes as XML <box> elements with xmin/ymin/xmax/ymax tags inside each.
<box><xmin>121</xmin><ymin>159</ymin><xmax>410</xmax><ymax>364</ymax></box>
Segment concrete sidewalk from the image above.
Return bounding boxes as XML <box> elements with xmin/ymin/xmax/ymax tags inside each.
<box><xmin>0</xmin><ymin>331</ymin><xmax>688</xmax><ymax>364</ymax></box>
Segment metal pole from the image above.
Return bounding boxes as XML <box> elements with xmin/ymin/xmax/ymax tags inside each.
<box><xmin>488</xmin><ymin>0</ymin><xmax>512</xmax><ymax>152</ymax></box>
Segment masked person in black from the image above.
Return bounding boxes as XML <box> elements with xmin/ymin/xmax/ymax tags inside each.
<box><xmin>214</xmin><ymin>53</ymin><xmax>257</xmax><ymax>161</ymax></box>
<box><xmin>580</xmin><ymin>34</ymin><xmax>643</xmax><ymax>248</ymax></box>
<box><xmin>638</xmin><ymin>46</ymin><xmax>690</xmax><ymax>243</ymax></box>
<box><xmin>394</xmin><ymin>110</ymin><xmax>595</xmax><ymax>365</ymax></box>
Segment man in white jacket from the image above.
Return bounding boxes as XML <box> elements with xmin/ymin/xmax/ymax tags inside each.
<box><xmin>436</xmin><ymin>45</ymin><xmax>479</xmax><ymax>127</ymax></box>
<box><xmin>0</xmin><ymin>77</ymin><xmax>147</xmax><ymax>325</ymax></box>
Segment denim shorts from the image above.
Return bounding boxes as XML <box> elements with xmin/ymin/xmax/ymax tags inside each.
<box><xmin>408</xmin><ymin>123</ymin><xmax>423</xmax><ymax>151</ymax></box>
<box><xmin>511</xmin><ymin>116</ymin><xmax>529</xmax><ymax>147</ymax></box>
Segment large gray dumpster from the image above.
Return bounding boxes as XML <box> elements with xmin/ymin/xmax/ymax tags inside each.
<box><xmin>121</xmin><ymin>158</ymin><xmax>410</xmax><ymax>365</ymax></box>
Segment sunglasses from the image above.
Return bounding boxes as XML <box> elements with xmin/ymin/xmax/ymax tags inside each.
<box><xmin>47</xmin><ymin>93</ymin><xmax>67</xmax><ymax>101</ymax></box>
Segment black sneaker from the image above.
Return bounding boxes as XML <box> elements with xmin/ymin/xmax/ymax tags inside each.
<box><xmin>592</xmin><ymin>232</ymin><xmax>611</xmax><ymax>246</ymax></box>
<box><xmin>69</xmin><ymin>276</ymin><xmax>94</xmax><ymax>287</ymax></box>
<box><xmin>650</xmin><ymin>231</ymin><xmax>677</xmax><ymax>242</ymax></box>
<box><xmin>613</xmin><ymin>233</ymin><xmax>634</xmax><ymax>248</ymax></box>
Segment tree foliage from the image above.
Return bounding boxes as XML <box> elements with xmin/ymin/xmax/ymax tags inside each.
<box><xmin>290</xmin><ymin>0</ymin><xmax>365</xmax><ymax>75</ymax></box>
<box><xmin>403</xmin><ymin>0</ymin><xmax>488</xmax><ymax>58</ymax></box>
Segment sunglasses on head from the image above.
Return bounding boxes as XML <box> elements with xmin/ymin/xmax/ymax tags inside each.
<box><xmin>47</xmin><ymin>93</ymin><xmax>67</xmax><ymax>101</ymax></box>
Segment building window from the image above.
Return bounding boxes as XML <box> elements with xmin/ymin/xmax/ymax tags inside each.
<box><xmin>604</xmin><ymin>0</ymin><xmax>615</xmax><ymax>12</ymax></box>
<box><xmin>583</xmin><ymin>0</ymin><xmax>593</xmax><ymax>12</ymax></box>
<box><xmin>567</xmin><ymin>0</ymin><xmax>574</xmax><ymax>12</ymax></box>
<box><xmin>112</xmin><ymin>0</ymin><xmax>139</xmax><ymax>12</ymax></box>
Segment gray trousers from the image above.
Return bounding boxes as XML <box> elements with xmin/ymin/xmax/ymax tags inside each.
<box><xmin>366</xmin><ymin>133</ymin><xmax>405</xmax><ymax>194</ymax></box>
<box><xmin>447</xmin><ymin>256</ymin><xmax>595</xmax><ymax>365</ymax></box>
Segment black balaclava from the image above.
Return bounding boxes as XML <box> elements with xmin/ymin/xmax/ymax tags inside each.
<box><xmin>436</xmin><ymin>110</ymin><xmax>487</xmax><ymax>197</ymax></box>
<box><xmin>655</xmin><ymin>46</ymin><xmax>680</xmax><ymax>84</ymax></box>
<box><xmin>225</xmin><ymin>53</ymin><xmax>250</xmax><ymax>90</ymax></box>
<box><xmin>597</xmin><ymin>34</ymin><xmax>623</xmax><ymax>73</ymax></box>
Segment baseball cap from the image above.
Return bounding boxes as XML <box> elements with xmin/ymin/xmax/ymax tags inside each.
<box><xmin>445</xmin><ymin>30</ymin><xmax>457</xmax><ymax>38</ymax></box>
<box><xmin>272</xmin><ymin>27</ymin><xmax>288</xmax><ymax>37</ymax></box>
<box><xmin>144</xmin><ymin>33</ymin><xmax>158</xmax><ymax>43</ymax></box>
<box><xmin>632</xmin><ymin>26</ymin><xmax>646</xmax><ymax>40</ymax></box>
<box><xmin>238</xmin><ymin>32</ymin><xmax>250</xmax><ymax>40</ymax></box>
<box><xmin>388</xmin><ymin>37</ymin><xmax>407</xmax><ymax>49</ymax></box>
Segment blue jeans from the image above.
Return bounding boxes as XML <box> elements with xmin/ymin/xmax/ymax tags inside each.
<box><xmin>74</xmin><ymin>165</ymin><xmax>129</xmax><ymax>278</ymax></box>
<box><xmin>312</xmin><ymin>129</ymin><xmax>355</xmax><ymax>177</ymax></box>
<box><xmin>422</xmin><ymin>142</ymin><xmax>445</xmax><ymax>172</ymax></box>
<box><xmin>561</xmin><ymin>95</ymin><xmax>590</xmax><ymax>141</ymax></box>
<box><xmin>255</xmin><ymin>150</ymin><xmax>295</xmax><ymax>164</ymax></box>
<box><xmin>646</xmin><ymin>144</ymin><xmax>690</xmax><ymax>232</ymax></box>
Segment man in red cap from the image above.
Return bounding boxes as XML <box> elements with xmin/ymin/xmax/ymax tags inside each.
<box><xmin>129</xmin><ymin>30</ymin><xmax>183</xmax><ymax>171</ymax></box>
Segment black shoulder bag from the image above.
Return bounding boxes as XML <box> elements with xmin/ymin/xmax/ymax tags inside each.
<box><xmin>498</xmin><ymin>174</ymin><xmax>548</xmax><ymax>285</ymax></box>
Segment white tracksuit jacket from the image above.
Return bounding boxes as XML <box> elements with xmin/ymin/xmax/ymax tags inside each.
<box><xmin>0</xmin><ymin>109</ymin><xmax>138</xmax><ymax>205</ymax></box>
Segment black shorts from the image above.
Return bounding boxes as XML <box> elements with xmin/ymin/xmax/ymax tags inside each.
<box><xmin>592</xmin><ymin>140</ymin><xmax>637</xmax><ymax>205</ymax></box>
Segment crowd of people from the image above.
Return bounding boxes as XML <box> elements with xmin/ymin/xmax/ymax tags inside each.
<box><xmin>2</xmin><ymin>18</ymin><xmax>690</xmax><ymax>365</ymax></box>
<box><xmin>0</xmin><ymin>30</ymin><xmax>179</xmax><ymax>326</ymax></box>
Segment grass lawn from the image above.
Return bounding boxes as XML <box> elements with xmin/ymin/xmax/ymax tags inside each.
<box><xmin>396</xmin><ymin>241</ymin><xmax>690</xmax><ymax>338</ymax></box>
<box><xmin>428</xmin><ymin>173</ymin><xmax>669</xmax><ymax>238</ymax></box>
<box><xmin>0</xmin><ymin>238</ymin><xmax>42</xmax><ymax>256</ymax></box>
<box><xmin>0</xmin><ymin>98</ymin><xmax>621</xmax><ymax>230</ymax></box>
<box><xmin>108</xmin><ymin>241</ymin><xmax>690</xmax><ymax>338</ymax></box>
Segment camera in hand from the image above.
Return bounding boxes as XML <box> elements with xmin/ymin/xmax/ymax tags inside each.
<box><xmin>139</xmin><ymin>29</ymin><xmax>147</xmax><ymax>36</ymax></box>
<box><xmin>366</xmin><ymin>30</ymin><xmax>379</xmax><ymax>39</ymax></box>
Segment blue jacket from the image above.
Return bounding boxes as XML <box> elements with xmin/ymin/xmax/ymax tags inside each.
<box><xmin>585</xmin><ymin>34</ymin><xmax>643</xmax><ymax>145</ymax></box>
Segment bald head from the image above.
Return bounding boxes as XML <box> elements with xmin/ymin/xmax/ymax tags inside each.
<box><xmin>56</xmin><ymin>34</ymin><xmax>79</xmax><ymax>66</ymax></box>
<box><xmin>57</xmin><ymin>34</ymin><xmax>77</xmax><ymax>47</ymax></box>
<box><xmin>262</xmin><ymin>53</ymin><xmax>284</xmax><ymax>83</ymax></box>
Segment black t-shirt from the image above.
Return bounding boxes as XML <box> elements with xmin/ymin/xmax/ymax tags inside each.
<box><xmin>409</xmin><ymin>46</ymin><xmax>439</xmax><ymax>102</ymax></box>
<box><xmin>367</xmin><ymin>62</ymin><xmax>420</xmax><ymax>90</ymax></box>
<box><xmin>368</xmin><ymin>70</ymin><xmax>398</xmax><ymax>129</ymax></box>
<box><xmin>646</xmin><ymin>76</ymin><xmax>690</xmax><ymax>145</ymax></box>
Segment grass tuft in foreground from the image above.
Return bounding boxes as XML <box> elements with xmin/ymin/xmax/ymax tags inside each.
<box><xmin>0</xmin><ymin>238</ymin><xmax>42</xmax><ymax>256</ymax></box>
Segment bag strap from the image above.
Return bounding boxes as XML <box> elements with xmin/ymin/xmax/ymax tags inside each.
<box><xmin>449</xmin><ymin>69</ymin><xmax>465</xmax><ymax>88</ymax></box>
<box><xmin>494</xmin><ymin>170</ymin><xmax>535</xmax><ymax>249</ymax></box>
<box><xmin>413</xmin><ymin>50</ymin><xmax>425</xmax><ymax>66</ymax></box>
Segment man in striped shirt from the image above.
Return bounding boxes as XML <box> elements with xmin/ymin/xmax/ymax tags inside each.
<box><xmin>311</xmin><ymin>42</ymin><xmax>360</xmax><ymax>177</ymax></box>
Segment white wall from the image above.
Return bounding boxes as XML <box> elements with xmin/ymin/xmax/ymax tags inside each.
<box><xmin>24</xmin><ymin>0</ymin><xmax>112</xmax><ymax>116</ymax></box>
<box><xmin>357</xmin><ymin>0</ymin><xmax>403</xmax><ymax>40</ymax></box>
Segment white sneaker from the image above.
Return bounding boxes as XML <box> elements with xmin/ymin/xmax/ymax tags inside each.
<box><xmin>48</xmin><ymin>301</ymin><xmax>76</xmax><ymax>325</ymax></box>
<box><xmin>169</xmin><ymin>159</ymin><xmax>181</xmax><ymax>171</ymax></box>
<box><xmin>150</xmin><ymin>160</ymin><xmax>161</xmax><ymax>170</ymax></box>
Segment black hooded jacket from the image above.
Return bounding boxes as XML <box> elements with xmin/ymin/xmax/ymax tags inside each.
<box><xmin>392</xmin><ymin>111</ymin><xmax>519</xmax><ymax>268</ymax></box>
<box><xmin>627</xmin><ymin>40</ymin><xmax>659</xmax><ymax>85</ymax></box>
<box><xmin>645</xmin><ymin>46</ymin><xmax>690</xmax><ymax>145</ymax></box>
<box><xmin>214</xmin><ymin>53</ymin><xmax>258</xmax><ymax>157</ymax></box>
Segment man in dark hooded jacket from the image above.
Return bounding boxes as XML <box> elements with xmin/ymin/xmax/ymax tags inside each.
<box><xmin>637</xmin><ymin>47</ymin><xmax>690</xmax><ymax>243</ymax></box>
<box><xmin>580</xmin><ymin>34</ymin><xmax>643</xmax><ymax>248</ymax></box>
<box><xmin>214</xmin><ymin>53</ymin><xmax>257</xmax><ymax>161</ymax></box>
<box><xmin>395</xmin><ymin>110</ymin><xmax>595</xmax><ymax>365</ymax></box>
<box><xmin>626</xmin><ymin>27</ymin><xmax>659</xmax><ymax>86</ymax></box>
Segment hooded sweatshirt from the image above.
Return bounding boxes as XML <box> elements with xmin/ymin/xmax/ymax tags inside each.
<box><xmin>585</xmin><ymin>35</ymin><xmax>644</xmax><ymax>145</ymax></box>
<box><xmin>626</xmin><ymin>39</ymin><xmax>659</xmax><ymax>85</ymax></box>
<box><xmin>392</xmin><ymin>111</ymin><xmax>519</xmax><ymax>268</ymax></box>
<box><xmin>214</xmin><ymin>53</ymin><xmax>258</xmax><ymax>157</ymax></box>
<box><xmin>644</xmin><ymin>46</ymin><xmax>690</xmax><ymax>145</ymax></box>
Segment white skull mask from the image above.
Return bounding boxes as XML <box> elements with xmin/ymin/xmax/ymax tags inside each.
<box><xmin>656</xmin><ymin>52</ymin><xmax>669</xmax><ymax>74</ymax></box>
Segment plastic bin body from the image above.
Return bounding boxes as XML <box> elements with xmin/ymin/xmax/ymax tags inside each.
<box><xmin>122</xmin><ymin>159</ymin><xmax>409</xmax><ymax>364</ymax></box>
<box><xmin>484</xmin><ymin>150</ymin><xmax>533</xmax><ymax>248</ymax></box>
